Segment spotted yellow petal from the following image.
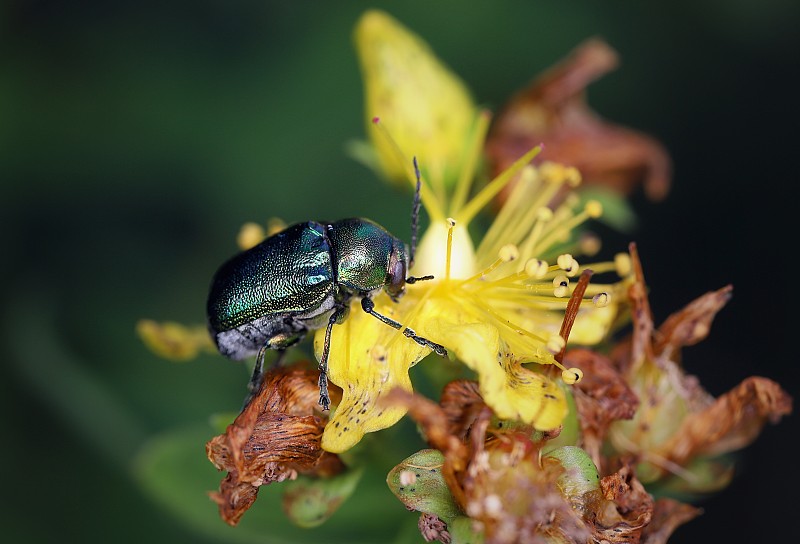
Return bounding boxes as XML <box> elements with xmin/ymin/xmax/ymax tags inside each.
<box><xmin>418</xmin><ymin>300</ymin><xmax>567</xmax><ymax>430</ymax></box>
<box><xmin>314</xmin><ymin>295</ymin><xmax>429</xmax><ymax>453</ymax></box>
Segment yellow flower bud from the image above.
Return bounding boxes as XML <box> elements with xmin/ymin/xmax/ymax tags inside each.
<box><xmin>354</xmin><ymin>10</ymin><xmax>478</xmax><ymax>188</ymax></box>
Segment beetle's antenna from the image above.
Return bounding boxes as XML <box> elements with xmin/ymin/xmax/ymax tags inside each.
<box><xmin>410</xmin><ymin>157</ymin><xmax>422</xmax><ymax>268</ymax></box>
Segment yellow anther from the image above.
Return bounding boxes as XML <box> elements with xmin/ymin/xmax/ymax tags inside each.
<box><xmin>579</xmin><ymin>233</ymin><xmax>601</xmax><ymax>256</ymax></box>
<box><xmin>237</xmin><ymin>222</ymin><xmax>266</xmax><ymax>250</ymax></box>
<box><xmin>592</xmin><ymin>292</ymin><xmax>610</xmax><ymax>308</ymax></box>
<box><xmin>557</xmin><ymin>254</ymin><xmax>579</xmax><ymax>276</ymax></box>
<box><xmin>562</xmin><ymin>367</ymin><xmax>583</xmax><ymax>385</ymax></box>
<box><xmin>499</xmin><ymin>244</ymin><xmax>519</xmax><ymax>262</ymax></box>
<box><xmin>614</xmin><ymin>252</ymin><xmax>632</xmax><ymax>276</ymax></box>
<box><xmin>539</xmin><ymin>161</ymin><xmax>561</xmax><ymax>181</ymax></box>
<box><xmin>537</xmin><ymin>207</ymin><xmax>554</xmax><ymax>222</ymax></box>
<box><xmin>546</xmin><ymin>334</ymin><xmax>566</xmax><ymax>354</ymax></box>
<box><xmin>565</xmin><ymin>166</ymin><xmax>582</xmax><ymax>187</ymax></box>
<box><xmin>524</xmin><ymin>258</ymin><xmax>549</xmax><ymax>278</ymax></box>
<box><xmin>584</xmin><ymin>200</ymin><xmax>603</xmax><ymax>218</ymax></box>
<box><xmin>553</xmin><ymin>274</ymin><xmax>569</xmax><ymax>298</ymax></box>
<box><xmin>554</xmin><ymin>285</ymin><xmax>569</xmax><ymax>298</ymax></box>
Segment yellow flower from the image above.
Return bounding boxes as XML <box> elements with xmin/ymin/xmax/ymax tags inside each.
<box><xmin>314</xmin><ymin>10</ymin><xmax>629</xmax><ymax>455</ymax></box>
<box><xmin>316</xmin><ymin>130</ymin><xmax>629</xmax><ymax>452</ymax></box>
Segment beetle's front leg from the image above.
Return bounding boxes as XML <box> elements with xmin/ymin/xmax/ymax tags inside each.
<box><xmin>318</xmin><ymin>304</ymin><xmax>349</xmax><ymax>410</ymax></box>
<box><xmin>360</xmin><ymin>297</ymin><xmax>448</xmax><ymax>357</ymax></box>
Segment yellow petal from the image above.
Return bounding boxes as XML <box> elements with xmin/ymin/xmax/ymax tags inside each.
<box><xmin>354</xmin><ymin>9</ymin><xmax>478</xmax><ymax>188</ymax></box>
<box><xmin>418</xmin><ymin>300</ymin><xmax>568</xmax><ymax>430</ymax></box>
<box><xmin>314</xmin><ymin>295</ymin><xmax>429</xmax><ymax>453</ymax></box>
<box><xmin>569</xmin><ymin>305</ymin><xmax>618</xmax><ymax>345</ymax></box>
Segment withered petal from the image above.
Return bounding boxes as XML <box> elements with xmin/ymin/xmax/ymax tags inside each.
<box><xmin>657</xmin><ymin>376</ymin><xmax>792</xmax><ymax>461</ymax></box>
<box><xmin>208</xmin><ymin>473</ymin><xmax>259</xmax><ymax>527</ymax></box>
<box><xmin>486</xmin><ymin>38</ymin><xmax>671</xmax><ymax>203</ymax></box>
<box><xmin>205</xmin><ymin>366</ymin><xmax>344</xmax><ymax>526</ymax></box>
<box><xmin>440</xmin><ymin>380</ymin><xmax>486</xmax><ymax>440</ymax></box>
<box><xmin>653</xmin><ymin>285</ymin><xmax>733</xmax><ymax>358</ymax></box>
<box><xmin>593</xmin><ymin>464</ymin><xmax>654</xmax><ymax>543</ymax></box>
<box><xmin>383</xmin><ymin>388</ymin><xmax>471</xmax><ymax>506</ymax></box>
<box><xmin>564</xmin><ymin>348</ymin><xmax>639</xmax><ymax>469</ymax></box>
<box><xmin>641</xmin><ymin>499</ymin><xmax>702</xmax><ymax>544</ymax></box>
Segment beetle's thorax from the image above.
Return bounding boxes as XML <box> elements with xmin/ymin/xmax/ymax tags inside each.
<box><xmin>326</xmin><ymin>218</ymin><xmax>406</xmax><ymax>300</ymax></box>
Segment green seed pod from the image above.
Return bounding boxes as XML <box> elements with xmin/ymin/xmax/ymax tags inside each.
<box><xmin>449</xmin><ymin>516</ymin><xmax>486</xmax><ymax>544</ymax></box>
<box><xmin>543</xmin><ymin>445</ymin><xmax>600</xmax><ymax>500</ymax></box>
<box><xmin>386</xmin><ymin>449</ymin><xmax>462</xmax><ymax>523</ymax></box>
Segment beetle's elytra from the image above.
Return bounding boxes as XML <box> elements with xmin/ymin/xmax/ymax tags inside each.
<box><xmin>207</xmin><ymin>159</ymin><xmax>446</xmax><ymax>410</ymax></box>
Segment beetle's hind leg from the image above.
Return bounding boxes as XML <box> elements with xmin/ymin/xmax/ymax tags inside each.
<box><xmin>241</xmin><ymin>346</ymin><xmax>288</xmax><ymax>410</ymax></box>
<box><xmin>360</xmin><ymin>297</ymin><xmax>448</xmax><ymax>357</ymax></box>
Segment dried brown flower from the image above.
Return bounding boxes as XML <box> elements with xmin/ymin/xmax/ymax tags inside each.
<box><xmin>606</xmin><ymin>244</ymin><xmax>793</xmax><ymax>489</ymax></box>
<box><xmin>206</xmin><ymin>366</ymin><xmax>344</xmax><ymax>525</ymax></box>
<box><xmin>486</xmin><ymin>38</ymin><xmax>672</xmax><ymax>203</ymax></box>
<box><xmin>385</xmin><ymin>384</ymin><xmax>689</xmax><ymax>544</ymax></box>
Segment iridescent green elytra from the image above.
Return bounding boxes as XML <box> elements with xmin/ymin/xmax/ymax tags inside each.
<box><xmin>207</xmin><ymin>161</ymin><xmax>446</xmax><ymax>410</ymax></box>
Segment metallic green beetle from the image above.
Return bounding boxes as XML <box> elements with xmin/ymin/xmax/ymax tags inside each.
<box><xmin>207</xmin><ymin>159</ymin><xmax>445</xmax><ymax>410</ymax></box>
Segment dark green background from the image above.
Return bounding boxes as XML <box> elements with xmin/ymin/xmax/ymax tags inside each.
<box><xmin>2</xmin><ymin>1</ymin><xmax>798</xmax><ymax>542</ymax></box>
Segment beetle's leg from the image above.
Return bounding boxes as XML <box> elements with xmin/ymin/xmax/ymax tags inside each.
<box><xmin>360</xmin><ymin>297</ymin><xmax>448</xmax><ymax>357</ymax></box>
<box><xmin>241</xmin><ymin>345</ymin><xmax>285</xmax><ymax>410</ymax></box>
<box><xmin>319</xmin><ymin>305</ymin><xmax>349</xmax><ymax>411</ymax></box>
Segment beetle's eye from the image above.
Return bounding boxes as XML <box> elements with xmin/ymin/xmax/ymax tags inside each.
<box><xmin>385</xmin><ymin>252</ymin><xmax>406</xmax><ymax>302</ymax></box>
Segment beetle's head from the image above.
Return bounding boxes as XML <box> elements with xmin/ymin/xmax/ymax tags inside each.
<box><xmin>384</xmin><ymin>238</ymin><xmax>408</xmax><ymax>302</ymax></box>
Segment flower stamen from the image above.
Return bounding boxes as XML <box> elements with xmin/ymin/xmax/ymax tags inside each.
<box><xmin>445</xmin><ymin>218</ymin><xmax>456</xmax><ymax>281</ymax></box>
<box><xmin>456</xmin><ymin>145</ymin><xmax>542</xmax><ymax>227</ymax></box>
<box><xmin>451</xmin><ymin>109</ymin><xmax>492</xmax><ymax>216</ymax></box>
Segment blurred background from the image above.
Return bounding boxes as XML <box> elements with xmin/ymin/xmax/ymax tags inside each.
<box><xmin>2</xmin><ymin>1</ymin><xmax>798</xmax><ymax>542</ymax></box>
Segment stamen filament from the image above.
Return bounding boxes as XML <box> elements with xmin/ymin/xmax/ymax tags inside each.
<box><xmin>450</xmin><ymin>109</ymin><xmax>492</xmax><ymax>217</ymax></box>
<box><xmin>458</xmin><ymin>293</ymin><xmax>549</xmax><ymax>344</ymax></box>
<box><xmin>460</xmin><ymin>257</ymin><xmax>504</xmax><ymax>284</ymax></box>
<box><xmin>445</xmin><ymin>218</ymin><xmax>456</xmax><ymax>281</ymax></box>
<box><xmin>456</xmin><ymin>145</ymin><xmax>542</xmax><ymax>227</ymax></box>
<box><xmin>531</xmin><ymin>207</ymin><xmax>594</xmax><ymax>257</ymax></box>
